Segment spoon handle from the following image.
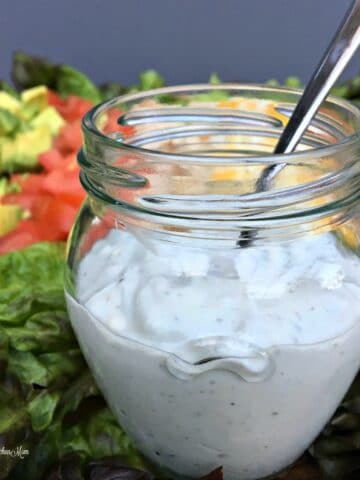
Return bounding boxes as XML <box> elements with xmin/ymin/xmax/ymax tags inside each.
<box><xmin>256</xmin><ymin>0</ymin><xmax>360</xmax><ymax>192</ymax></box>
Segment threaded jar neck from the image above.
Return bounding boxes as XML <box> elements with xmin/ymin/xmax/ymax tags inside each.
<box><xmin>80</xmin><ymin>84</ymin><xmax>360</xmax><ymax>246</ymax></box>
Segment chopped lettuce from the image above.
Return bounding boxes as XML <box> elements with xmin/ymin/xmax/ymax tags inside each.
<box><xmin>0</xmin><ymin>243</ymin><xmax>146</xmax><ymax>480</ymax></box>
<box><xmin>209</xmin><ymin>73</ymin><xmax>222</xmax><ymax>85</ymax></box>
<box><xmin>0</xmin><ymin>177</ymin><xmax>20</xmax><ymax>196</ymax></box>
<box><xmin>129</xmin><ymin>69</ymin><xmax>165</xmax><ymax>93</ymax></box>
<box><xmin>12</xmin><ymin>52</ymin><xmax>101</xmax><ymax>104</ymax></box>
<box><xmin>190</xmin><ymin>73</ymin><xmax>228</xmax><ymax>102</ymax></box>
<box><xmin>0</xmin><ymin>108</ymin><xmax>21</xmax><ymax>136</ymax></box>
<box><xmin>284</xmin><ymin>76</ymin><xmax>303</xmax><ymax>88</ymax></box>
<box><xmin>138</xmin><ymin>69</ymin><xmax>165</xmax><ymax>90</ymax></box>
<box><xmin>0</xmin><ymin>81</ymin><xmax>18</xmax><ymax>97</ymax></box>
<box><xmin>99</xmin><ymin>82</ymin><xmax>128</xmax><ymax>100</ymax></box>
<box><xmin>56</xmin><ymin>65</ymin><xmax>102</xmax><ymax>104</ymax></box>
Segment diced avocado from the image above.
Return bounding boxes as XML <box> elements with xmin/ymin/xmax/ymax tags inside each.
<box><xmin>0</xmin><ymin>92</ymin><xmax>21</xmax><ymax>114</ymax></box>
<box><xmin>0</xmin><ymin>108</ymin><xmax>20</xmax><ymax>135</ymax></box>
<box><xmin>21</xmin><ymin>86</ymin><xmax>48</xmax><ymax>111</ymax></box>
<box><xmin>0</xmin><ymin>81</ymin><xmax>18</xmax><ymax>97</ymax></box>
<box><xmin>0</xmin><ymin>125</ymin><xmax>52</xmax><ymax>172</ymax></box>
<box><xmin>0</xmin><ymin>204</ymin><xmax>22</xmax><ymax>236</ymax></box>
<box><xmin>18</xmin><ymin>103</ymin><xmax>40</xmax><ymax>122</ymax></box>
<box><xmin>0</xmin><ymin>177</ymin><xmax>20</xmax><ymax>196</ymax></box>
<box><xmin>0</xmin><ymin>140</ymin><xmax>19</xmax><ymax>171</ymax></box>
<box><xmin>17</xmin><ymin>125</ymin><xmax>52</xmax><ymax>157</ymax></box>
<box><xmin>30</xmin><ymin>106</ymin><xmax>65</xmax><ymax>136</ymax></box>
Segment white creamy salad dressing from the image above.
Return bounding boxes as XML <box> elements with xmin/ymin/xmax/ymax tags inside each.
<box><xmin>77</xmin><ymin>229</ymin><xmax>358</xmax><ymax>355</ymax></box>
<box><xmin>66</xmin><ymin>228</ymin><xmax>360</xmax><ymax>480</ymax></box>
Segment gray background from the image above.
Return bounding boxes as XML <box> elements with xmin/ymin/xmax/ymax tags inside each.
<box><xmin>1</xmin><ymin>0</ymin><xmax>359</xmax><ymax>87</ymax></box>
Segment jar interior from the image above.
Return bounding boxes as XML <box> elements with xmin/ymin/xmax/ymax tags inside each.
<box><xmin>85</xmin><ymin>85</ymin><xmax>360</xmax><ymax>201</ymax></box>
<box><xmin>79</xmin><ymin>85</ymin><xmax>360</xmax><ymax>245</ymax></box>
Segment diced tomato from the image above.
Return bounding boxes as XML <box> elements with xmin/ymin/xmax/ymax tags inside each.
<box><xmin>54</xmin><ymin>121</ymin><xmax>83</xmax><ymax>154</ymax></box>
<box><xmin>0</xmin><ymin>192</ymin><xmax>78</xmax><ymax>252</ymax></box>
<box><xmin>38</xmin><ymin>149</ymin><xmax>64</xmax><ymax>172</ymax></box>
<box><xmin>18</xmin><ymin>219</ymin><xmax>61</xmax><ymax>242</ymax></box>
<box><xmin>103</xmin><ymin>108</ymin><xmax>134</xmax><ymax>138</ymax></box>
<box><xmin>37</xmin><ymin>199</ymin><xmax>78</xmax><ymax>236</ymax></box>
<box><xmin>57</xmin><ymin>192</ymin><xmax>84</xmax><ymax>209</ymax></box>
<box><xmin>64</xmin><ymin>96</ymin><xmax>93</xmax><ymax>121</ymax></box>
<box><xmin>2</xmin><ymin>192</ymin><xmax>48</xmax><ymax>212</ymax></box>
<box><xmin>0</xmin><ymin>219</ymin><xmax>61</xmax><ymax>255</ymax></box>
<box><xmin>48</xmin><ymin>91</ymin><xmax>93</xmax><ymax>123</ymax></box>
<box><xmin>2</xmin><ymin>191</ymin><xmax>78</xmax><ymax>229</ymax></box>
<box><xmin>62</xmin><ymin>153</ymin><xmax>79</xmax><ymax>171</ymax></box>
<box><xmin>42</xmin><ymin>168</ymin><xmax>83</xmax><ymax>197</ymax></box>
<box><xmin>0</xmin><ymin>92</ymin><xmax>96</xmax><ymax>253</ymax></box>
<box><xmin>0</xmin><ymin>229</ymin><xmax>37</xmax><ymax>254</ymax></box>
<box><xmin>10</xmin><ymin>173</ymin><xmax>47</xmax><ymax>194</ymax></box>
<box><xmin>117</xmin><ymin>124</ymin><xmax>134</xmax><ymax>138</ymax></box>
<box><xmin>47</xmin><ymin>90</ymin><xmax>64</xmax><ymax>109</ymax></box>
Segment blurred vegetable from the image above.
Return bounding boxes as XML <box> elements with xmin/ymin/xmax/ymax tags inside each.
<box><xmin>130</xmin><ymin>70</ymin><xmax>165</xmax><ymax>92</ymax></box>
<box><xmin>12</xmin><ymin>52</ymin><xmax>101</xmax><ymax>104</ymax></box>
<box><xmin>0</xmin><ymin>80</ymin><xmax>18</xmax><ymax>97</ymax></box>
<box><xmin>56</xmin><ymin>65</ymin><xmax>101</xmax><ymax>104</ymax></box>
<box><xmin>0</xmin><ymin>108</ymin><xmax>21</xmax><ymax>136</ymax></box>
<box><xmin>99</xmin><ymin>82</ymin><xmax>128</xmax><ymax>101</ymax></box>
<box><xmin>0</xmin><ymin>177</ymin><xmax>20</xmax><ymax>196</ymax></box>
<box><xmin>332</xmin><ymin>75</ymin><xmax>360</xmax><ymax>103</ymax></box>
<box><xmin>0</xmin><ymin>243</ymin><xmax>147</xmax><ymax>480</ymax></box>
<box><xmin>0</xmin><ymin>86</ymin><xmax>64</xmax><ymax>174</ymax></box>
<box><xmin>0</xmin><ymin>89</ymin><xmax>91</xmax><ymax>253</ymax></box>
<box><xmin>192</xmin><ymin>74</ymin><xmax>228</xmax><ymax>102</ymax></box>
<box><xmin>11</xmin><ymin>52</ymin><xmax>60</xmax><ymax>92</ymax></box>
<box><xmin>266</xmin><ymin>74</ymin><xmax>360</xmax><ymax>105</ymax></box>
<box><xmin>310</xmin><ymin>375</ymin><xmax>360</xmax><ymax>478</ymax></box>
<box><xmin>284</xmin><ymin>76</ymin><xmax>303</xmax><ymax>88</ymax></box>
<box><xmin>0</xmin><ymin>53</ymin><xmax>359</xmax><ymax>480</ymax></box>
<box><xmin>0</xmin><ymin>203</ymin><xmax>22</xmax><ymax>236</ymax></box>
<box><xmin>209</xmin><ymin>73</ymin><xmax>222</xmax><ymax>85</ymax></box>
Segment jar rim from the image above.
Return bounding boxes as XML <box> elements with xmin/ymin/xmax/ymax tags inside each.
<box><xmin>83</xmin><ymin>83</ymin><xmax>360</xmax><ymax>164</ymax></box>
<box><xmin>80</xmin><ymin>84</ymin><xmax>360</xmax><ymax>243</ymax></box>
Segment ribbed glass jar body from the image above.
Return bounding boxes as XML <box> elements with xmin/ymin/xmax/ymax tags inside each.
<box><xmin>65</xmin><ymin>85</ymin><xmax>360</xmax><ymax>480</ymax></box>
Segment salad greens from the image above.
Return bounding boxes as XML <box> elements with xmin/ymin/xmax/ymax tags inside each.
<box><xmin>6</xmin><ymin>51</ymin><xmax>360</xmax><ymax>109</ymax></box>
<box><xmin>0</xmin><ymin>243</ymin><xmax>147</xmax><ymax>480</ymax></box>
<box><xmin>1</xmin><ymin>52</ymin><xmax>359</xmax><ymax>479</ymax></box>
<box><xmin>11</xmin><ymin>52</ymin><xmax>101</xmax><ymax>104</ymax></box>
<box><xmin>10</xmin><ymin>53</ymin><xmax>164</xmax><ymax>104</ymax></box>
<box><xmin>134</xmin><ymin>70</ymin><xmax>165</xmax><ymax>91</ymax></box>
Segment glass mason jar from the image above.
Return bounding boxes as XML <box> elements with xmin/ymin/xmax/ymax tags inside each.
<box><xmin>65</xmin><ymin>85</ymin><xmax>360</xmax><ymax>480</ymax></box>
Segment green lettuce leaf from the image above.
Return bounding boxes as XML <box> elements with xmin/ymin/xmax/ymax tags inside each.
<box><xmin>28</xmin><ymin>391</ymin><xmax>61</xmax><ymax>432</ymax></box>
<box><xmin>56</xmin><ymin>65</ymin><xmax>102</xmax><ymax>104</ymax></box>
<box><xmin>0</xmin><ymin>242</ymin><xmax>147</xmax><ymax>480</ymax></box>
<box><xmin>138</xmin><ymin>70</ymin><xmax>165</xmax><ymax>91</ymax></box>
<box><xmin>11</xmin><ymin>52</ymin><xmax>60</xmax><ymax>91</ymax></box>
<box><xmin>7</xmin><ymin>350</ymin><xmax>48</xmax><ymax>386</ymax></box>
<box><xmin>11</xmin><ymin>52</ymin><xmax>101</xmax><ymax>104</ymax></box>
<box><xmin>0</xmin><ymin>80</ymin><xmax>19</xmax><ymax>97</ymax></box>
<box><xmin>99</xmin><ymin>82</ymin><xmax>128</xmax><ymax>100</ymax></box>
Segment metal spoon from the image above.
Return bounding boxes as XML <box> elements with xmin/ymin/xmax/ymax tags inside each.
<box><xmin>256</xmin><ymin>0</ymin><xmax>360</xmax><ymax>191</ymax></box>
<box><xmin>237</xmin><ymin>0</ymin><xmax>360</xmax><ymax>246</ymax></box>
